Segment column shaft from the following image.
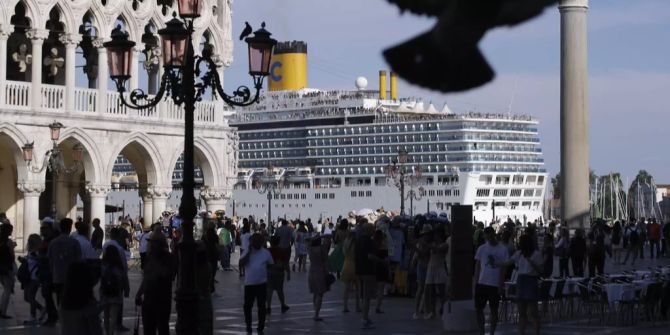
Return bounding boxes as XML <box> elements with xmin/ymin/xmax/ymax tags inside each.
<box><xmin>0</xmin><ymin>33</ymin><xmax>8</xmax><ymax>107</ymax></box>
<box><xmin>96</xmin><ymin>40</ymin><xmax>108</xmax><ymax>114</ymax></box>
<box><xmin>18</xmin><ymin>183</ymin><xmax>45</xmax><ymax>250</ymax></box>
<box><xmin>143</xmin><ymin>196</ymin><xmax>154</xmax><ymax>225</ymax></box>
<box><xmin>129</xmin><ymin>49</ymin><xmax>141</xmax><ymax>92</ymax></box>
<box><xmin>28</xmin><ymin>30</ymin><xmax>47</xmax><ymax>109</ymax></box>
<box><xmin>64</xmin><ymin>39</ymin><xmax>77</xmax><ymax>112</ymax></box>
<box><xmin>559</xmin><ymin>0</ymin><xmax>590</xmax><ymax>228</ymax></box>
<box><xmin>153</xmin><ymin>196</ymin><xmax>168</xmax><ymax>220</ymax></box>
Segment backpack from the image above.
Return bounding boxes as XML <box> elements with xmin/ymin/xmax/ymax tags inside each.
<box><xmin>16</xmin><ymin>259</ymin><xmax>34</xmax><ymax>285</ymax></box>
<box><xmin>100</xmin><ymin>266</ymin><xmax>122</xmax><ymax>297</ymax></box>
<box><xmin>0</xmin><ymin>242</ymin><xmax>13</xmax><ymax>275</ymax></box>
<box><xmin>629</xmin><ymin>229</ymin><xmax>640</xmax><ymax>245</ymax></box>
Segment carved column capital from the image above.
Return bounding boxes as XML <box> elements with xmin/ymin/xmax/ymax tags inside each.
<box><xmin>200</xmin><ymin>187</ymin><xmax>231</xmax><ymax>201</ymax></box>
<box><xmin>86</xmin><ymin>184</ymin><xmax>111</xmax><ymax>197</ymax></box>
<box><xmin>59</xmin><ymin>33</ymin><xmax>82</xmax><ymax>46</ymax></box>
<box><xmin>147</xmin><ymin>185</ymin><xmax>172</xmax><ymax>198</ymax></box>
<box><xmin>92</xmin><ymin>38</ymin><xmax>106</xmax><ymax>49</ymax></box>
<box><xmin>26</xmin><ymin>29</ymin><xmax>50</xmax><ymax>41</ymax></box>
<box><xmin>18</xmin><ymin>182</ymin><xmax>46</xmax><ymax>195</ymax></box>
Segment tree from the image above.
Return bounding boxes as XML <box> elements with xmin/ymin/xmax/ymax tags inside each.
<box><xmin>550</xmin><ymin>173</ymin><xmax>560</xmax><ymax>199</ymax></box>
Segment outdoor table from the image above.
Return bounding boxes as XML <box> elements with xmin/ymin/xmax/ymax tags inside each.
<box><xmin>634</xmin><ymin>270</ymin><xmax>652</xmax><ymax>280</ymax></box>
<box><xmin>603</xmin><ymin>283</ymin><xmax>636</xmax><ymax>303</ymax></box>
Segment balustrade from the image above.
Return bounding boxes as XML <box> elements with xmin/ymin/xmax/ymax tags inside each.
<box><xmin>4</xmin><ymin>81</ymin><xmax>30</xmax><ymax>109</ymax></box>
<box><xmin>40</xmin><ymin>84</ymin><xmax>65</xmax><ymax>111</ymax></box>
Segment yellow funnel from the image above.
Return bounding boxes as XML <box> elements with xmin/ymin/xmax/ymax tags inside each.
<box><xmin>268</xmin><ymin>41</ymin><xmax>308</xmax><ymax>91</ymax></box>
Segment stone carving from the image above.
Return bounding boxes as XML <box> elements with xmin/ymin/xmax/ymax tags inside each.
<box><xmin>43</xmin><ymin>47</ymin><xmax>65</xmax><ymax>77</ymax></box>
<box><xmin>17</xmin><ymin>182</ymin><xmax>46</xmax><ymax>195</ymax></box>
<box><xmin>86</xmin><ymin>184</ymin><xmax>111</xmax><ymax>196</ymax></box>
<box><xmin>12</xmin><ymin>44</ymin><xmax>32</xmax><ymax>73</ymax></box>
<box><xmin>143</xmin><ymin>45</ymin><xmax>161</xmax><ymax>72</ymax></box>
<box><xmin>200</xmin><ymin>187</ymin><xmax>230</xmax><ymax>201</ymax></box>
<box><xmin>147</xmin><ymin>186</ymin><xmax>172</xmax><ymax>198</ymax></box>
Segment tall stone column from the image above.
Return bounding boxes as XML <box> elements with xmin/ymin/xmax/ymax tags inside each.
<box><xmin>87</xmin><ymin>184</ymin><xmax>110</xmax><ymax>232</ymax></box>
<box><xmin>129</xmin><ymin>45</ymin><xmax>143</xmax><ymax>92</ymax></box>
<box><xmin>27</xmin><ymin>29</ymin><xmax>49</xmax><ymax>109</ymax></box>
<box><xmin>559</xmin><ymin>0</ymin><xmax>590</xmax><ymax>228</ymax></box>
<box><xmin>0</xmin><ymin>30</ymin><xmax>9</xmax><ymax>107</ymax></box>
<box><xmin>60</xmin><ymin>34</ymin><xmax>81</xmax><ymax>112</ymax></box>
<box><xmin>200</xmin><ymin>187</ymin><xmax>229</xmax><ymax>213</ymax></box>
<box><xmin>142</xmin><ymin>191</ymin><xmax>154</xmax><ymax>225</ymax></box>
<box><xmin>94</xmin><ymin>39</ymin><xmax>108</xmax><ymax>114</ymax></box>
<box><xmin>149</xmin><ymin>186</ymin><xmax>172</xmax><ymax>220</ymax></box>
<box><xmin>18</xmin><ymin>182</ymin><xmax>45</xmax><ymax>249</ymax></box>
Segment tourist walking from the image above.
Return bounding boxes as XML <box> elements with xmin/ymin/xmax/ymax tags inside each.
<box><xmin>19</xmin><ymin>234</ymin><xmax>44</xmax><ymax>325</ymax></box>
<box><xmin>611</xmin><ymin>221</ymin><xmax>624</xmax><ymax>263</ymax></box>
<box><xmin>196</xmin><ymin>243</ymin><xmax>214</xmax><ymax>335</ymax></box>
<box><xmin>37</xmin><ymin>221</ymin><xmax>58</xmax><ymax>325</ymax></box>
<box><xmin>568</xmin><ymin>228</ymin><xmax>587</xmax><ymax>277</ymax></box>
<box><xmin>587</xmin><ymin>223</ymin><xmax>607</xmax><ymax>277</ymax></box>
<box><xmin>91</xmin><ymin>218</ymin><xmax>104</xmax><ymax>253</ymax></box>
<box><xmin>424</xmin><ymin>228</ymin><xmax>448</xmax><ymax>318</ymax></box>
<box><xmin>373</xmin><ymin>230</ymin><xmax>390</xmax><ymax>315</ymax></box>
<box><xmin>341</xmin><ymin>231</ymin><xmax>360</xmax><ymax>313</ymax></box>
<box><xmin>137</xmin><ymin>226</ymin><xmax>152</xmax><ymax>269</ymax></box>
<box><xmin>308</xmin><ymin>235</ymin><xmax>332</xmax><ymax>321</ymax></box>
<box><xmin>542</xmin><ymin>234</ymin><xmax>555</xmax><ymax>278</ymax></box>
<box><xmin>294</xmin><ymin>222</ymin><xmax>309</xmax><ymax>272</ymax></box>
<box><xmin>0</xmin><ymin>221</ymin><xmax>16</xmax><ymax>320</ymax></box>
<box><xmin>474</xmin><ymin>227</ymin><xmax>509</xmax><ymax>335</ymax></box>
<box><xmin>509</xmin><ymin>234</ymin><xmax>543</xmax><ymax>335</ymax></box>
<box><xmin>356</xmin><ymin>222</ymin><xmax>381</xmax><ymax>329</ymax></box>
<box><xmin>59</xmin><ymin>261</ymin><xmax>103</xmax><ymax>335</ymax></box>
<box><xmin>275</xmin><ymin>219</ymin><xmax>294</xmax><ymax>269</ymax></box>
<box><xmin>648</xmin><ymin>218</ymin><xmax>661</xmax><ymax>259</ymax></box>
<box><xmin>240</xmin><ymin>233</ymin><xmax>274</xmax><ymax>334</ymax></box>
<box><xmin>100</xmin><ymin>246</ymin><xmax>129</xmax><ymax>335</ymax></box>
<box><xmin>412</xmin><ymin>224</ymin><xmax>432</xmax><ymax>319</ymax></box>
<box><xmin>135</xmin><ymin>229</ymin><xmax>174</xmax><ymax>335</ymax></box>
<box><xmin>47</xmin><ymin>218</ymin><xmax>82</xmax><ymax>305</ymax></box>
<box><xmin>218</xmin><ymin>220</ymin><xmax>233</xmax><ymax>270</ymax></box>
<box><xmin>202</xmin><ymin>225</ymin><xmax>220</xmax><ymax>292</ymax></box>
<box><xmin>103</xmin><ymin>227</ymin><xmax>130</xmax><ymax>332</ymax></box>
<box><xmin>267</xmin><ymin>235</ymin><xmax>290</xmax><ymax>314</ymax></box>
<box><xmin>239</xmin><ymin>220</ymin><xmax>252</xmax><ymax>277</ymax></box>
<box><xmin>556</xmin><ymin>228</ymin><xmax>570</xmax><ymax>277</ymax></box>
<box><xmin>622</xmin><ymin>221</ymin><xmax>640</xmax><ymax>265</ymax></box>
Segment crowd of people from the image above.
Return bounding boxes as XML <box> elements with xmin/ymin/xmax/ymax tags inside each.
<box><xmin>1</xmin><ymin>210</ymin><xmax>670</xmax><ymax>335</ymax></box>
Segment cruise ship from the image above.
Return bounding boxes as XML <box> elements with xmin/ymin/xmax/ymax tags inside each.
<box><xmin>225</xmin><ymin>41</ymin><xmax>547</xmax><ymax>223</ymax></box>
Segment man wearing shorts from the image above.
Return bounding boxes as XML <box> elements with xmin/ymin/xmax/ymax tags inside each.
<box><xmin>474</xmin><ymin>227</ymin><xmax>508</xmax><ymax>335</ymax></box>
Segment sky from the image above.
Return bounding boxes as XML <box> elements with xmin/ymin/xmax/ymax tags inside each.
<box><xmin>224</xmin><ymin>0</ymin><xmax>670</xmax><ymax>186</ymax></box>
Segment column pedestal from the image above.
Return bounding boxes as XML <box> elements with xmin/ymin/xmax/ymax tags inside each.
<box><xmin>18</xmin><ymin>182</ymin><xmax>45</xmax><ymax>250</ymax></box>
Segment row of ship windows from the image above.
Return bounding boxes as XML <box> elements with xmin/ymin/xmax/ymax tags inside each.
<box><xmin>239</xmin><ymin>161</ymin><xmax>546</xmax><ymax>174</ymax></box>
<box><xmin>305</xmin><ymin>123</ymin><xmax>534</xmax><ymax>136</ymax></box>
<box><xmin>239</xmin><ymin>203</ymin><xmax>314</xmax><ymax>209</ymax></box>
<box><xmin>475</xmin><ymin>188</ymin><xmax>544</xmax><ymax>197</ymax></box>
<box><xmin>306</xmin><ymin>134</ymin><xmax>539</xmax><ymax>146</ymax></box>
<box><xmin>473</xmin><ymin>201</ymin><xmax>542</xmax><ymax>209</ymax></box>
<box><xmin>481</xmin><ymin>175</ymin><xmax>545</xmax><ymax>185</ymax></box>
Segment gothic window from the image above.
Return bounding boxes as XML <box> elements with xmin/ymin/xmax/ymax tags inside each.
<box><xmin>7</xmin><ymin>2</ymin><xmax>32</xmax><ymax>82</ymax></box>
<box><xmin>142</xmin><ymin>22</ymin><xmax>160</xmax><ymax>94</ymax></box>
<box><xmin>43</xmin><ymin>7</ymin><xmax>66</xmax><ymax>85</ymax></box>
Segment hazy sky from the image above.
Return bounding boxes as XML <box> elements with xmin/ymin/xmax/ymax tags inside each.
<box><xmin>224</xmin><ymin>0</ymin><xmax>670</xmax><ymax>185</ymax></box>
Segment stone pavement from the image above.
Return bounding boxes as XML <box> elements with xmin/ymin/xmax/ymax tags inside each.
<box><xmin>1</xmin><ymin>252</ymin><xmax>669</xmax><ymax>334</ymax></box>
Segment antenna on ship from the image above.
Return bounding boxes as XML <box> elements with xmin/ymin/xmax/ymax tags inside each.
<box><xmin>507</xmin><ymin>77</ymin><xmax>519</xmax><ymax>116</ymax></box>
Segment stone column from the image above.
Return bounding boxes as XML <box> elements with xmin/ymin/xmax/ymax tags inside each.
<box><xmin>18</xmin><ymin>182</ymin><xmax>45</xmax><ymax>249</ymax></box>
<box><xmin>559</xmin><ymin>0</ymin><xmax>590</xmax><ymax>228</ymax></box>
<box><xmin>60</xmin><ymin>34</ymin><xmax>81</xmax><ymax>112</ymax></box>
<box><xmin>142</xmin><ymin>191</ymin><xmax>154</xmax><ymax>225</ymax></box>
<box><xmin>129</xmin><ymin>44</ymin><xmax>143</xmax><ymax>92</ymax></box>
<box><xmin>94</xmin><ymin>39</ymin><xmax>108</xmax><ymax>114</ymax></box>
<box><xmin>87</xmin><ymin>184</ymin><xmax>110</xmax><ymax>231</ymax></box>
<box><xmin>27</xmin><ymin>29</ymin><xmax>49</xmax><ymax>109</ymax></box>
<box><xmin>149</xmin><ymin>186</ymin><xmax>172</xmax><ymax>220</ymax></box>
<box><xmin>200</xmin><ymin>187</ymin><xmax>229</xmax><ymax>213</ymax></box>
<box><xmin>0</xmin><ymin>30</ymin><xmax>9</xmax><ymax>107</ymax></box>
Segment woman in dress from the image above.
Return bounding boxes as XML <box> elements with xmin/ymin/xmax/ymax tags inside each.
<box><xmin>341</xmin><ymin>231</ymin><xmax>360</xmax><ymax>313</ymax></box>
<box><xmin>424</xmin><ymin>228</ymin><xmax>449</xmax><ymax>318</ymax></box>
<box><xmin>328</xmin><ymin>219</ymin><xmax>349</xmax><ymax>276</ymax></box>
<box><xmin>308</xmin><ymin>236</ymin><xmax>331</xmax><ymax>321</ymax></box>
<box><xmin>508</xmin><ymin>234</ymin><xmax>543</xmax><ymax>335</ymax></box>
<box><xmin>294</xmin><ymin>222</ymin><xmax>309</xmax><ymax>272</ymax></box>
<box><xmin>135</xmin><ymin>230</ymin><xmax>175</xmax><ymax>335</ymax></box>
<box><xmin>100</xmin><ymin>246</ymin><xmax>129</xmax><ymax>335</ymax></box>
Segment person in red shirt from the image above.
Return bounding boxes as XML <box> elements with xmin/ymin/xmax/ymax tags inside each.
<box><xmin>648</xmin><ymin>218</ymin><xmax>661</xmax><ymax>259</ymax></box>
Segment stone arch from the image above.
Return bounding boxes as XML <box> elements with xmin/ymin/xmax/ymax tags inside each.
<box><xmin>107</xmin><ymin>132</ymin><xmax>165</xmax><ymax>187</ymax></box>
<box><xmin>45</xmin><ymin>2</ymin><xmax>76</xmax><ymax>34</ymax></box>
<box><xmin>9</xmin><ymin>0</ymin><xmax>36</xmax><ymax>28</ymax></box>
<box><xmin>167</xmin><ymin>138</ymin><xmax>221</xmax><ymax>188</ymax></box>
<box><xmin>0</xmin><ymin>122</ymin><xmax>29</xmax><ymax>182</ymax></box>
<box><xmin>111</xmin><ymin>12</ymin><xmax>138</xmax><ymax>43</ymax></box>
<box><xmin>58</xmin><ymin>127</ymin><xmax>104</xmax><ymax>184</ymax></box>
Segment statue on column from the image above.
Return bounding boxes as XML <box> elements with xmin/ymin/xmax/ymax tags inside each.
<box><xmin>43</xmin><ymin>47</ymin><xmax>65</xmax><ymax>77</ymax></box>
<box><xmin>10</xmin><ymin>43</ymin><xmax>32</xmax><ymax>80</ymax></box>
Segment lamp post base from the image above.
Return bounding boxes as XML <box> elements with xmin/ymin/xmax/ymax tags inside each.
<box><xmin>175</xmin><ymin>236</ymin><xmax>199</xmax><ymax>335</ymax></box>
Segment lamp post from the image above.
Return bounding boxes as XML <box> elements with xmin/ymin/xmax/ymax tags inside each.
<box><xmin>104</xmin><ymin>2</ymin><xmax>276</xmax><ymax>333</ymax></box>
<box><xmin>385</xmin><ymin>149</ymin><xmax>422</xmax><ymax>216</ymax></box>
<box><xmin>406</xmin><ymin>186</ymin><xmax>424</xmax><ymax>217</ymax></box>
<box><xmin>22</xmin><ymin>121</ymin><xmax>84</xmax><ymax>219</ymax></box>
<box><xmin>254</xmin><ymin>166</ymin><xmax>283</xmax><ymax>226</ymax></box>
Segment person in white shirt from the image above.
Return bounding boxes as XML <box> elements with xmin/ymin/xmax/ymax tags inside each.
<box><xmin>137</xmin><ymin>227</ymin><xmax>152</xmax><ymax>270</ymax></box>
<box><xmin>503</xmin><ymin>234</ymin><xmax>543</xmax><ymax>335</ymax></box>
<box><xmin>474</xmin><ymin>227</ymin><xmax>508</xmax><ymax>335</ymax></box>
<box><xmin>239</xmin><ymin>233</ymin><xmax>274</xmax><ymax>334</ymax></box>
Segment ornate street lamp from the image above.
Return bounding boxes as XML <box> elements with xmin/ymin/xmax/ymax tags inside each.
<box><xmin>105</xmin><ymin>7</ymin><xmax>276</xmax><ymax>334</ymax></box>
<box><xmin>254</xmin><ymin>165</ymin><xmax>283</xmax><ymax>226</ymax></box>
<box><xmin>386</xmin><ymin>149</ymin><xmax>422</xmax><ymax>216</ymax></box>
<box><xmin>22</xmin><ymin>122</ymin><xmax>84</xmax><ymax>219</ymax></box>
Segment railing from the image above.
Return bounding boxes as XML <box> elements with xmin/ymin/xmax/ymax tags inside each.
<box><xmin>106</xmin><ymin>91</ymin><xmax>129</xmax><ymax>116</ymax></box>
<box><xmin>41</xmin><ymin>84</ymin><xmax>65</xmax><ymax>111</ymax></box>
<box><xmin>74</xmin><ymin>88</ymin><xmax>97</xmax><ymax>113</ymax></box>
<box><xmin>195</xmin><ymin>100</ymin><xmax>216</xmax><ymax>123</ymax></box>
<box><xmin>4</xmin><ymin>81</ymin><xmax>30</xmax><ymax>110</ymax></box>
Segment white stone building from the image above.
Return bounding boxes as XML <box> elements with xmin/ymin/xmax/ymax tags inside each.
<box><xmin>0</xmin><ymin>0</ymin><xmax>239</xmax><ymax>249</ymax></box>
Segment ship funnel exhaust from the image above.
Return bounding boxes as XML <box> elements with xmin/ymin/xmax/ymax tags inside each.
<box><xmin>268</xmin><ymin>41</ymin><xmax>308</xmax><ymax>91</ymax></box>
<box><xmin>390</xmin><ymin>71</ymin><xmax>398</xmax><ymax>100</ymax></box>
<box><xmin>379</xmin><ymin>70</ymin><xmax>387</xmax><ymax>100</ymax></box>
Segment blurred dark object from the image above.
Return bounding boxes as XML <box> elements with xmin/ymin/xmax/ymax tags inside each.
<box><xmin>384</xmin><ymin>0</ymin><xmax>558</xmax><ymax>93</ymax></box>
